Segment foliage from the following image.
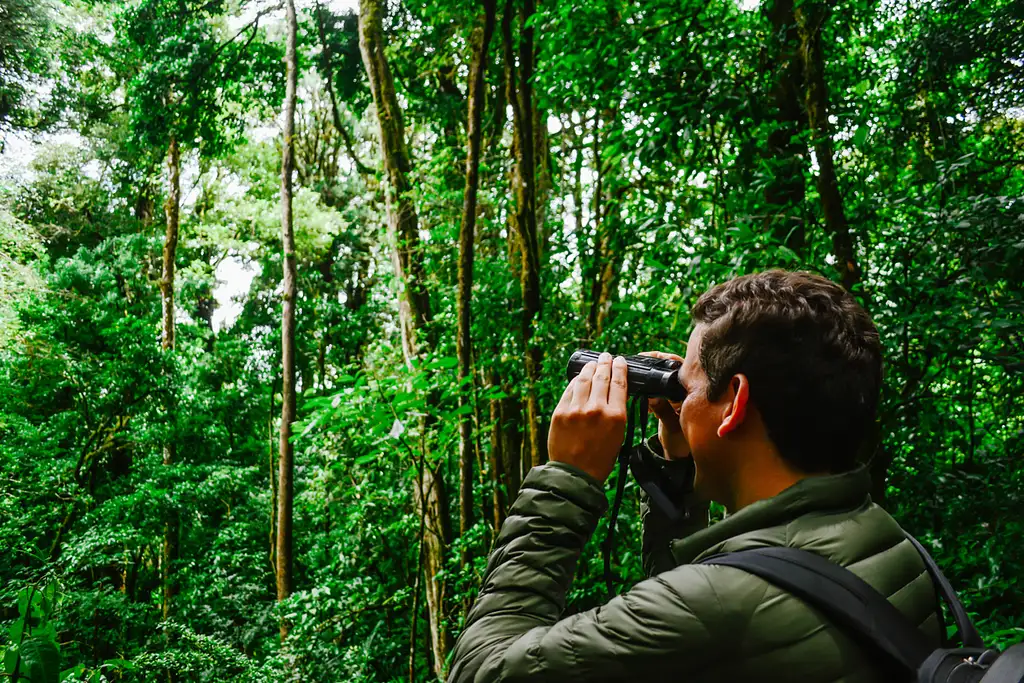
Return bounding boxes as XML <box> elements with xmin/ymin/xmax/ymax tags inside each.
<box><xmin>0</xmin><ymin>0</ymin><xmax>1021</xmax><ymax>680</ymax></box>
<box><xmin>0</xmin><ymin>0</ymin><xmax>53</xmax><ymax>132</ymax></box>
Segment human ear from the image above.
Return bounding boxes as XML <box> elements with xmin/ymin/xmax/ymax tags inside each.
<box><xmin>717</xmin><ymin>374</ymin><xmax>749</xmax><ymax>437</ymax></box>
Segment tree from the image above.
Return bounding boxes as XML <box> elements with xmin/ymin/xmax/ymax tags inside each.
<box><xmin>160</xmin><ymin>131</ymin><xmax>180</xmax><ymax>623</ymax></box>
<box><xmin>358</xmin><ymin>0</ymin><xmax>454</xmax><ymax>674</ymax></box>
<box><xmin>456</xmin><ymin>0</ymin><xmax>497</xmax><ymax>551</ymax></box>
<box><xmin>114</xmin><ymin>0</ymin><xmax>281</xmax><ymax>623</ymax></box>
<box><xmin>503</xmin><ymin>0</ymin><xmax>545</xmax><ymax>469</ymax></box>
<box><xmin>795</xmin><ymin>1</ymin><xmax>860</xmax><ymax>291</ymax></box>
<box><xmin>761</xmin><ymin>0</ymin><xmax>807</xmax><ymax>253</ymax></box>
<box><xmin>276</xmin><ymin>0</ymin><xmax>299</xmax><ymax>640</ymax></box>
<box><xmin>0</xmin><ymin>0</ymin><xmax>52</xmax><ymax>134</ymax></box>
<box><xmin>313</xmin><ymin>0</ymin><xmax>373</xmax><ymax>177</ymax></box>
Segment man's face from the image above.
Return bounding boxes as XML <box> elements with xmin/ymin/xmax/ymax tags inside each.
<box><xmin>677</xmin><ymin>325</ymin><xmax>734</xmax><ymax>502</ymax></box>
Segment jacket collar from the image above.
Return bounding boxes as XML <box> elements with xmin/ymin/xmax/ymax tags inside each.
<box><xmin>671</xmin><ymin>466</ymin><xmax>872</xmax><ymax>565</ymax></box>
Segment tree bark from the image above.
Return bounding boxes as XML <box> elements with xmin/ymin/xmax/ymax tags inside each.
<box><xmin>585</xmin><ymin>111</ymin><xmax>628</xmax><ymax>340</ymax></box>
<box><xmin>533</xmin><ymin>101</ymin><xmax>552</xmax><ymax>256</ymax></box>
<box><xmin>276</xmin><ymin>0</ymin><xmax>298</xmax><ymax>640</ymax></box>
<box><xmin>503</xmin><ymin>0</ymin><xmax>544</xmax><ymax>469</ymax></box>
<box><xmin>569</xmin><ymin>115</ymin><xmax>587</xmax><ymax>335</ymax></box>
<box><xmin>500</xmin><ymin>389</ymin><xmax>523</xmax><ymax>498</ymax></box>
<box><xmin>762</xmin><ymin>0</ymin><xmax>807</xmax><ymax>253</ymax></box>
<box><xmin>268</xmin><ymin>380</ymin><xmax>277</xmax><ymax>571</ymax></box>
<box><xmin>160</xmin><ymin>134</ymin><xmax>180</xmax><ymax>624</ymax></box>
<box><xmin>795</xmin><ymin>1</ymin><xmax>861</xmax><ymax>291</ymax></box>
<box><xmin>359</xmin><ymin>0</ymin><xmax>454</xmax><ymax>674</ymax></box>
<box><xmin>584</xmin><ymin>114</ymin><xmax>603</xmax><ymax>339</ymax></box>
<box><xmin>457</xmin><ymin>0</ymin><xmax>497</xmax><ymax>550</ymax></box>
<box><xmin>486</xmin><ymin>370</ymin><xmax>508</xmax><ymax>531</ymax></box>
<box><xmin>408</xmin><ymin>511</ymin><xmax>425</xmax><ymax>683</ymax></box>
<box><xmin>593</xmin><ymin>236</ymin><xmax>619</xmax><ymax>337</ymax></box>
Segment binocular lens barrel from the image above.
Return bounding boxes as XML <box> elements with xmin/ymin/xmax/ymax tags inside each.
<box><xmin>566</xmin><ymin>350</ymin><xmax>686</xmax><ymax>402</ymax></box>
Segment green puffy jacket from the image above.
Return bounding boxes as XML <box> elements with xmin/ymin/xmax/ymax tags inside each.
<box><xmin>448</xmin><ymin>448</ymin><xmax>941</xmax><ymax>682</ymax></box>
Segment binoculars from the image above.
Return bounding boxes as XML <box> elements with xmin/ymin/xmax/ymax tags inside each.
<box><xmin>566</xmin><ymin>349</ymin><xmax>686</xmax><ymax>402</ymax></box>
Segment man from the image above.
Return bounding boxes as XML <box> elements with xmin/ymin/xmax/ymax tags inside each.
<box><xmin>448</xmin><ymin>270</ymin><xmax>941</xmax><ymax>682</ymax></box>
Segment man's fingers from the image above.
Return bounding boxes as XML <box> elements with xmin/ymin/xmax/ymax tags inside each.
<box><xmin>608</xmin><ymin>356</ymin><xmax>628</xmax><ymax>408</ymax></box>
<box><xmin>649</xmin><ymin>396</ymin><xmax>681</xmax><ymax>429</ymax></box>
<box><xmin>572</xmin><ymin>361</ymin><xmax>597</xmax><ymax>406</ymax></box>
<box><xmin>556</xmin><ymin>377</ymin><xmax>576</xmax><ymax>412</ymax></box>
<box><xmin>640</xmin><ymin>350</ymin><xmax>684</xmax><ymax>363</ymax></box>
<box><xmin>588</xmin><ymin>353</ymin><xmax>613</xmax><ymax>406</ymax></box>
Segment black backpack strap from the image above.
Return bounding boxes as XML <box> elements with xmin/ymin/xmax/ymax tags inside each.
<box><xmin>979</xmin><ymin>643</ymin><xmax>1024</xmax><ymax>683</ymax></box>
<box><xmin>701</xmin><ymin>547</ymin><xmax>935</xmax><ymax>673</ymax></box>
<box><xmin>904</xmin><ymin>532</ymin><xmax>984</xmax><ymax>648</ymax></box>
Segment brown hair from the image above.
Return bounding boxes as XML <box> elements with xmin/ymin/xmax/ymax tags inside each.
<box><xmin>692</xmin><ymin>270</ymin><xmax>882</xmax><ymax>473</ymax></box>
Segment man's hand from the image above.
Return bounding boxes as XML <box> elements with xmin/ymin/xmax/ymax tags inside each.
<box><xmin>640</xmin><ymin>351</ymin><xmax>691</xmax><ymax>460</ymax></box>
<box><xmin>548</xmin><ymin>353</ymin><xmax>628</xmax><ymax>483</ymax></box>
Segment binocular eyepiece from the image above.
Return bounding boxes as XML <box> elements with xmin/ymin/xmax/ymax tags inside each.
<box><xmin>566</xmin><ymin>349</ymin><xmax>686</xmax><ymax>402</ymax></box>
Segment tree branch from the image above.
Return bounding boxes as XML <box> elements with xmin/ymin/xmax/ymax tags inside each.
<box><xmin>315</xmin><ymin>0</ymin><xmax>374</xmax><ymax>176</ymax></box>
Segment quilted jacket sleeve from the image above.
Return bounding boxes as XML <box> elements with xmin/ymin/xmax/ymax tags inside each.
<box><xmin>447</xmin><ymin>463</ymin><xmax>726</xmax><ymax>683</ymax></box>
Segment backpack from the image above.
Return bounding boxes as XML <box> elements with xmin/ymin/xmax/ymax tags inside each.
<box><xmin>700</xmin><ymin>533</ymin><xmax>1024</xmax><ymax>683</ymax></box>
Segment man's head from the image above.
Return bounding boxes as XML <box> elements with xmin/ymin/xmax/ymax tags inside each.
<box><xmin>676</xmin><ymin>270</ymin><xmax>882</xmax><ymax>509</ymax></box>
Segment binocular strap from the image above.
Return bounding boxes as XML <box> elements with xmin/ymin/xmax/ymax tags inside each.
<box><xmin>602</xmin><ymin>396</ymin><xmax>649</xmax><ymax>599</ymax></box>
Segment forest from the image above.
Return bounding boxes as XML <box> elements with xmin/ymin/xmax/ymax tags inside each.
<box><xmin>1</xmin><ymin>0</ymin><xmax>1022</xmax><ymax>679</ymax></box>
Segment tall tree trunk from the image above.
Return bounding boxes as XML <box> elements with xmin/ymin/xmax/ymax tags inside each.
<box><xmin>136</xmin><ymin>181</ymin><xmax>155</xmax><ymax>227</ymax></box>
<box><xmin>268</xmin><ymin>380</ymin><xmax>277</xmax><ymax>570</ymax></box>
<box><xmin>457</xmin><ymin>0</ymin><xmax>497</xmax><ymax>545</ymax></box>
<box><xmin>408</xmin><ymin>513</ymin><xmax>425</xmax><ymax>683</ymax></box>
<box><xmin>358</xmin><ymin>0</ymin><xmax>454</xmax><ymax>674</ymax></box>
<box><xmin>276</xmin><ymin>0</ymin><xmax>298</xmax><ymax>640</ymax></box>
<box><xmin>486</xmin><ymin>370</ymin><xmax>508</xmax><ymax>531</ymax></box>
<box><xmin>795</xmin><ymin>2</ymin><xmax>861</xmax><ymax>291</ymax></box>
<box><xmin>585</xmin><ymin>111</ymin><xmax>626</xmax><ymax>340</ymax></box>
<box><xmin>593</xmin><ymin>235</ymin><xmax>619</xmax><ymax>337</ymax></box>
<box><xmin>533</xmin><ymin>101</ymin><xmax>552</xmax><ymax>255</ymax></box>
<box><xmin>762</xmin><ymin>0</ymin><xmax>807</xmax><ymax>253</ymax></box>
<box><xmin>585</xmin><ymin>113</ymin><xmax>603</xmax><ymax>340</ymax></box>
<box><xmin>160</xmin><ymin>134</ymin><xmax>180</xmax><ymax>624</ymax></box>
<box><xmin>503</xmin><ymin>0</ymin><xmax>544</xmax><ymax>469</ymax></box>
<box><xmin>570</xmin><ymin>115</ymin><xmax>588</xmax><ymax>337</ymax></box>
<box><xmin>501</xmin><ymin>390</ymin><xmax>523</xmax><ymax>496</ymax></box>
<box><xmin>485</xmin><ymin>385</ymin><xmax>505</xmax><ymax>528</ymax></box>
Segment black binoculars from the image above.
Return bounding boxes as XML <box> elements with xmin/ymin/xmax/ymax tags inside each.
<box><xmin>566</xmin><ymin>349</ymin><xmax>686</xmax><ymax>402</ymax></box>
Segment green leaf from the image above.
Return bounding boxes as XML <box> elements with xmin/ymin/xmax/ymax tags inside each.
<box><xmin>17</xmin><ymin>637</ymin><xmax>60</xmax><ymax>683</ymax></box>
<box><xmin>644</xmin><ymin>255</ymin><xmax>669</xmax><ymax>271</ymax></box>
<box><xmin>426</xmin><ymin>356</ymin><xmax>459</xmax><ymax>370</ymax></box>
<box><xmin>17</xmin><ymin>589</ymin><xmax>31</xmax><ymax>619</ymax></box>
<box><xmin>5</xmin><ymin>646</ymin><xmax>19</xmax><ymax>676</ymax></box>
<box><xmin>60</xmin><ymin>664</ymin><xmax>85</xmax><ymax>682</ymax></box>
<box><xmin>449</xmin><ymin>403</ymin><xmax>474</xmax><ymax>417</ymax></box>
<box><xmin>9</xmin><ymin>619</ymin><xmax>23</xmax><ymax>644</ymax></box>
<box><xmin>297</xmin><ymin>413</ymin><xmax>325</xmax><ymax>440</ymax></box>
<box><xmin>778</xmin><ymin>246</ymin><xmax>798</xmax><ymax>262</ymax></box>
